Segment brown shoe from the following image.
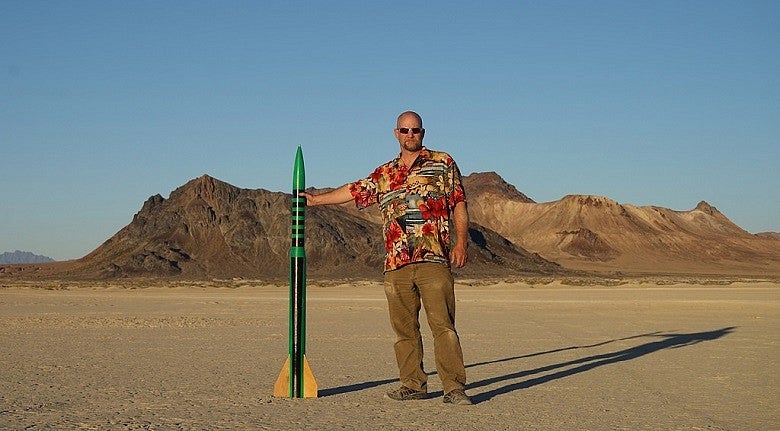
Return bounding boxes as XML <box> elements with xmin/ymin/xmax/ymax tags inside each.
<box><xmin>443</xmin><ymin>389</ymin><xmax>472</xmax><ymax>405</ymax></box>
<box><xmin>385</xmin><ymin>386</ymin><xmax>427</xmax><ymax>401</ymax></box>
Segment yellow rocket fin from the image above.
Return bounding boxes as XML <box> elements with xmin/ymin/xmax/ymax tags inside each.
<box><xmin>273</xmin><ymin>356</ymin><xmax>291</xmax><ymax>398</ymax></box>
<box><xmin>273</xmin><ymin>356</ymin><xmax>318</xmax><ymax>398</ymax></box>
<box><xmin>302</xmin><ymin>355</ymin><xmax>318</xmax><ymax>398</ymax></box>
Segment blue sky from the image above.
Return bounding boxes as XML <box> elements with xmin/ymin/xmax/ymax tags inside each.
<box><xmin>2</xmin><ymin>1</ymin><xmax>778</xmax><ymax>261</ymax></box>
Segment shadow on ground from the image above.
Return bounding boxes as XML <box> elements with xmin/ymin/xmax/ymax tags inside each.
<box><xmin>467</xmin><ymin>327</ymin><xmax>735</xmax><ymax>403</ymax></box>
<box><xmin>319</xmin><ymin>327</ymin><xmax>736</xmax><ymax>403</ymax></box>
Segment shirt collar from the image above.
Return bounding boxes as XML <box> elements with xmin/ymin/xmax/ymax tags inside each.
<box><xmin>393</xmin><ymin>147</ymin><xmax>431</xmax><ymax>168</ymax></box>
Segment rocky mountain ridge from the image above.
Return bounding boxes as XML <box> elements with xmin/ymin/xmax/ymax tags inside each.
<box><xmin>0</xmin><ymin>250</ymin><xmax>54</xmax><ymax>264</ymax></box>
<box><xmin>42</xmin><ymin>174</ymin><xmax>562</xmax><ymax>280</ymax></box>
<box><xmin>464</xmin><ymin>172</ymin><xmax>779</xmax><ymax>275</ymax></box>
<box><xmin>2</xmin><ymin>172</ymin><xmax>777</xmax><ymax>279</ymax></box>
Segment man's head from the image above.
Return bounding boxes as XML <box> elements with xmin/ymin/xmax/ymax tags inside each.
<box><xmin>394</xmin><ymin>111</ymin><xmax>425</xmax><ymax>153</ymax></box>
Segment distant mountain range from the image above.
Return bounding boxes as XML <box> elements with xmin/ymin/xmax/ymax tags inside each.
<box><xmin>0</xmin><ymin>250</ymin><xmax>54</xmax><ymax>264</ymax></box>
<box><xmin>1</xmin><ymin>172</ymin><xmax>777</xmax><ymax>280</ymax></box>
<box><xmin>465</xmin><ymin>173</ymin><xmax>779</xmax><ymax>275</ymax></box>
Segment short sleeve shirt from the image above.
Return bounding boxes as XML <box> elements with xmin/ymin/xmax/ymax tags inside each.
<box><xmin>349</xmin><ymin>147</ymin><xmax>467</xmax><ymax>272</ymax></box>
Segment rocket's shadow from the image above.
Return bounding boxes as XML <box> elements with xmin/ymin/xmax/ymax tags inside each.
<box><xmin>318</xmin><ymin>377</ymin><xmax>398</xmax><ymax>397</ymax></box>
<box><xmin>318</xmin><ymin>327</ymin><xmax>735</xmax><ymax>402</ymax></box>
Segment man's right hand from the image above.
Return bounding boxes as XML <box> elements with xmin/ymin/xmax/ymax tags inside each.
<box><xmin>298</xmin><ymin>184</ymin><xmax>354</xmax><ymax>207</ymax></box>
<box><xmin>298</xmin><ymin>191</ymin><xmax>318</xmax><ymax>206</ymax></box>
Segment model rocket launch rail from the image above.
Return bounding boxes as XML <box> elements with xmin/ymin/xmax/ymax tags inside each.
<box><xmin>274</xmin><ymin>146</ymin><xmax>318</xmax><ymax>398</ymax></box>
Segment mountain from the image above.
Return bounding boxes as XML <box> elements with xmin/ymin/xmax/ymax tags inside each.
<box><xmin>461</xmin><ymin>171</ymin><xmax>534</xmax><ymax>203</ymax></box>
<box><xmin>0</xmin><ymin>250</ymin><xmax>54</xmax><ymax>264</ymax></box>
<box><xmin>47</xmin><ymin>175</ymin><xmax>562</xmax><ymax>280</ymax></box>
<box><xmin>464</xmin><ymin>173</ymin><xmax>780</xmax><ymax>275</ymax></box>
<box><xmin>2</xmin><ymin>172</ymin><xmax>777</xmax><ymax>280</ymax></box>
<box><xmin>756</xmin><ymin>232</ymin><xmax>780</xmax><ymax>240</ymax></box>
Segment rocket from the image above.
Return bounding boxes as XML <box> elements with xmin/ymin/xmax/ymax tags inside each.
<box><xmin>274</xmin><ymin>146</ymin><xmax>318</xmax><ymax>398</ymax></box>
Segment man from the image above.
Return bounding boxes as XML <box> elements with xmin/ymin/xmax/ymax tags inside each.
<box><xmin>300</xmin><ymin>111</ymin><xmax>472</xmax><ymax>406</ymax></box>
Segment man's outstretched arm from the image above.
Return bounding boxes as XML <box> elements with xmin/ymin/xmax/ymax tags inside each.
<box><xmin>299</xmin><ymin>184</ymin><xmax>353</xmax><ymax>206</ymax></box>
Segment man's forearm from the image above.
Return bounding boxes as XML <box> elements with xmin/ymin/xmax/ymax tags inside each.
<box><xmin>453</xmin><ymin>201</ymin><xmax>469</xmax><ymax>245</ymax></box>
<box><xmin>301</xmin><ymin>183</ymin><xmax>354</xmax><ymax>206</ymax></box>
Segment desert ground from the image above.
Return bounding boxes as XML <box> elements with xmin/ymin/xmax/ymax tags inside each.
<box><xmin>1</xmin><ymin>278</ymin><xmax>777</xmax><ymax>430</ymax></box>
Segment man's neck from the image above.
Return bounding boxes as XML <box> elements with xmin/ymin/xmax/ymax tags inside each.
<box><xmin>399</xmin><ymin>147</ymin><xmax>423</xmax><ymax>168</ymax></box>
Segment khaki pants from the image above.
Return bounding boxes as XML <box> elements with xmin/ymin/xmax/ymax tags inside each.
<box><xmin>383</xmin><ymin>262</ymin><xmax>466</xmax><ymax>394</ymax></box>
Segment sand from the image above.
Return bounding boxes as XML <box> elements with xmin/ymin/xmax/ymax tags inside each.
<box><xmin>0</xmin><ymin>279</ymin><xmax>777</xmax><ymax>430</ymax></box>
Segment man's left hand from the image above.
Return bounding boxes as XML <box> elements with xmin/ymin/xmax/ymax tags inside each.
<box><xmin>450</xmin><ymin>242</ymin><xmax>468</xmax><ymax>268</ymax></box>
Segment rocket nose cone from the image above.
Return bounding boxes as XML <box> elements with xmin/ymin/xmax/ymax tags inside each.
<box><xmin>293</xmin><ymin>146</ymin><xmax>305</xmax><ymax>190</ymax></box>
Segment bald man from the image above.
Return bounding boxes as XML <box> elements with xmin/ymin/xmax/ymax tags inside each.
<box><xmin>301</xmin><ymin>111</ymin><xmax>472</xmax><ymax>406</ymax></box>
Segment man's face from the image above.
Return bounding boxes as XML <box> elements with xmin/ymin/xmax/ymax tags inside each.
<box><xmin>394</xmin><ymin>115</ymin><xmax>425</xmax><ymax>152</ymax></box>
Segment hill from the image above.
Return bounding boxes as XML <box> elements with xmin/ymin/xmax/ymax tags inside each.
<box><xmin>464</xmin><ymin>173</ymin><xmax>780</xmax><ymax>275</ymax></box>
<box><xmin>31</xmin><ymin>175</ymin><xmax>562</xmax><ymax>280</ymax></box>
<box><xmin>0</xmin><ymin>250</ymin><xmax>54</xmax><ymax>264</ymax></box>
<box><xmin>2</xmin><ymin>172</ymin><xmax>777</xmax><ymax>280</ymax></box>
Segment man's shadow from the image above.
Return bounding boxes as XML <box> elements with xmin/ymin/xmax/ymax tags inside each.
<box><xmin>467</xmin><ymin>326</ymin><xmax>734</xmax><ymax>403</ymax></box>
<box><xmin>319</xmin><ymin>327</ymin><xmax>735</xmax><ymax>403</ymax></box>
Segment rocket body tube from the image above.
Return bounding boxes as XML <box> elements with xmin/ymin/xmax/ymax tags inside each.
<box><xmin>290</xmin><ymin>146</ymin><xmax>306</xmax><ymax>397</ymax></box>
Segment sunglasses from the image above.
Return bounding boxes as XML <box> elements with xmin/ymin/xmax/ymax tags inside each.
<box><xmin>397</xmin><ymin>127</ymin><xmax>424</xmax><ymax>135</ymax></box>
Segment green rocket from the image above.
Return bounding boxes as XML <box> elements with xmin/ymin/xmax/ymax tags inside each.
<box><xmin>274</xmin><ymin>146</ymin><xmax>318</xmax><ymax>398</ymax></box>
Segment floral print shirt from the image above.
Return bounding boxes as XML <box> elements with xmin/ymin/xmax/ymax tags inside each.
<box><xmin>349</xmin><ymin>147</ymin><xmax>467</xmax><ymax>272</ymax></box>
